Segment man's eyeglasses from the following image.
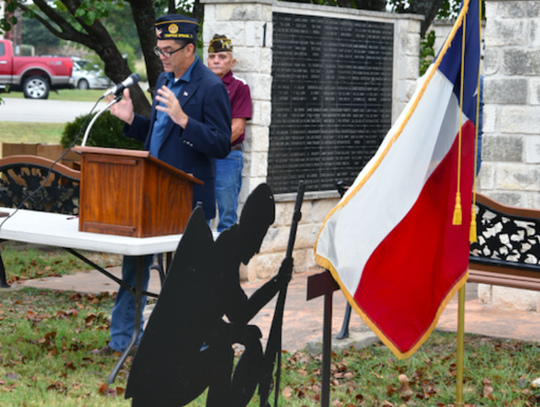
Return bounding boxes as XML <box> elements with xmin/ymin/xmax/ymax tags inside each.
<box><xmin>153</xmin><ymin>43</ymin><xmax>189</xmax><ymax>58</ymax></box>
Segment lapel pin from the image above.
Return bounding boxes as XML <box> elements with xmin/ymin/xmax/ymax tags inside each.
<box><xmin>184</xmin><ymin>91</ymin><xmax>188</xmax><ymax>96</ymax></box>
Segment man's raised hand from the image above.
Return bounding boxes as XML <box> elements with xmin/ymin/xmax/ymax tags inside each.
<box><xmin>108</xmin><ymin>88</ymin><xmax>135</xmax><ymax>125</ymax></box>
<box><xmin>155</xmin><ymin>85</ymin><xmax>189</xmax><ymax>128</ymax></box>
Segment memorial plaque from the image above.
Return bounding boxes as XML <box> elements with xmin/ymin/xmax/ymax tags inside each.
<box><xmin>268</xmin><ymin>12</ymin><xmax>394</xmax><ymax>194</ymax></box>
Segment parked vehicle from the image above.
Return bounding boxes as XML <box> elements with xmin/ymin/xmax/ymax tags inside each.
<box><xmin>70</xmin><ymin>57</ymin><xmax>112</xmax><ymax>90</ymax></box>
<box><xmin>0</xmin><ymin>39</ymin><xmax>73</xmax><ymax>99</ymax></box>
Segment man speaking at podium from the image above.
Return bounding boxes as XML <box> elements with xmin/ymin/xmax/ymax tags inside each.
<box><xmin>96</xmin><ymin>14</ymin><xmax>232</xmax><ymax>356</ymax></box>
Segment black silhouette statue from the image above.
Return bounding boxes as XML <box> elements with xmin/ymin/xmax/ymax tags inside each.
<box><xmin>125</xmin><ymin>182</ymin><xmax>304</xmax><ymax>406</ymax></box>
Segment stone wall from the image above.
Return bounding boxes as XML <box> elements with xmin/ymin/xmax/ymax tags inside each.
<box><xmin>478</xmin><ymin>0</ymin><xmax>540</xmax><ymax>310</ymax></box>
<box><xmin>480</xmin><ymin>0</ymin><xmax>540</xmax><ymax>207</ymax></box>
<box><xmin>202</xmin><ymin>0</ymin><xmax>422</xmax><ymax>281</ymax></box>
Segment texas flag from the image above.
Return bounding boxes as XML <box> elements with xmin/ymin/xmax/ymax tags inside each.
<box><xmin>314</xmin><ymin>0</ymin><xmax>481</xmax><ymax>359</ymax></box>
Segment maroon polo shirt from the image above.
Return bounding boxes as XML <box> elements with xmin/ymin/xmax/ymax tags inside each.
<box><xmin>221</xmin><ymin>70</ymin><xmax>252</xmax><ymax>146</ymax></box>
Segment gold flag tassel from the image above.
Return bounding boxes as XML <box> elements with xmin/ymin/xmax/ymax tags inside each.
<box><xmin>469</xmin><ymin>207</ymin><xmax>477</xmax><ymax>242</ymax></box>
<box><xmin>453</xmin><ymin>192</ymin><xmax>462</xmax><ymax>225</ymax></box>
<box><xmin>452</xmin><ymin>10</ymin><xmax>467</xmax><ymax>227</ymax></box>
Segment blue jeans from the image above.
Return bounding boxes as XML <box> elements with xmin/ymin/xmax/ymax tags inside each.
<box><xmin>216</xmin><ymin>149</ymin><xmax>243</xmax><ymax>233</ymax></box>
<box><xmin>109</xmin><ymin>254</ymin><xmax>154</xmax><ymax>352</ymax></box>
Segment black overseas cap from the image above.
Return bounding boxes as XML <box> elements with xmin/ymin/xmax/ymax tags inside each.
<box><xmin>208</xmin><ymin>34</ymin><xmax>233</xmax><ymax>53</ymax></box>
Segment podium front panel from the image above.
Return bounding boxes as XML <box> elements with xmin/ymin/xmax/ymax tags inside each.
<box><xmin>78</xmin><ymin>151</ymin><xmax>195</xmax><ymax>238</ymax></box>
<box><xmin>79</xmin><ymin>155</ymin><xmax>143</xmax><ymax>236</ymax></box>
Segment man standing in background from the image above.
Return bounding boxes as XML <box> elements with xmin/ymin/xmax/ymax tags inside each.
<box><xmin>208</xmin><ymin>34</ymin><xmax>252</xmax><ymax>232</ymax></box>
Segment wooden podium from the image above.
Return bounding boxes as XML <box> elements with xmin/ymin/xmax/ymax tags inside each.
<box><xmin>72</xmin><ymin>146</ymin><xmax>203</xmax><ymax>238</ymax></box>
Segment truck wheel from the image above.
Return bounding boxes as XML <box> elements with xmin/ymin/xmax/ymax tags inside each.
<box><xmin>78</xmin><ymin>79</ymin><xmax>89</xmax><ymax>90</ymax></box>
<box><xmin>23</xmin><ymin>76</ymin><xmax>49</xmax><ymax>99</ymax></box>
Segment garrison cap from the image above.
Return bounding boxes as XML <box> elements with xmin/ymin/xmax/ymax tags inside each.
<box><xmin>155</xmin><ymin>14</ymin><xmax>199</xmax><ymax>40</ymax></box>
<box><xmin>208</xmin><ymin>34</ymin><xmax>233</xmax><ymax>53</ymax></box>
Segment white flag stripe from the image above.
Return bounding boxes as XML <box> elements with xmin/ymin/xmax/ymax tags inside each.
<box><xmin>317</xmin><ymin>70</ymin><xmax>466</xmax><ymax>294</ymax></box>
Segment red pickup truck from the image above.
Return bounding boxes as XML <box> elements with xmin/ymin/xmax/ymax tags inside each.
<box><xmin>0</xmin><ymin>39</ymin><xmax>73</xmax><ymax>99</ymax></box>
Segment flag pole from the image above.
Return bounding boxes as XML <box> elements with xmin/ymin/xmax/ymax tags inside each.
<box><xmin>459</xmin><ymin>0</ymin><xmax>481</xmax><ymax>403</ymax></box>
<box><xmin>455</xmin><ymin>284</ymin><xmax>466</xmax><ymax>407</ymax></box>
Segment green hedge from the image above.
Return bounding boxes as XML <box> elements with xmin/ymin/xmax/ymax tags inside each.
<box><xmin>61</xmin><ymin>111</ymin><xmax>144</xmax><ymax>150</ymax></box>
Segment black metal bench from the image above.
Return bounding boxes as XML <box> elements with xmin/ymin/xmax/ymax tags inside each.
<box><xmin>0</xmin><ymin>155</ymin><xmax>81</xmax><ymax>215</ymax></box>
<box><xmin>0</xmin><ymin>155</ymin><xmax>81</xmax><ymax>287</ymax></box>
<box><xmin>469</xmin><ymin>193</ymin><xmax>540</xmax><ymax>290</ymax></box>
<box><xmin>0</xmin><ymin>155</ymin><xmax>167</xmax><ymax>288</ymax></box>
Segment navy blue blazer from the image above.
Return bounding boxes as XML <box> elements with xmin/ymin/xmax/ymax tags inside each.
<box><xmin>124</xmin><ymin>58</ymin><xmax>231</xmax><ymax>220</ymax></box>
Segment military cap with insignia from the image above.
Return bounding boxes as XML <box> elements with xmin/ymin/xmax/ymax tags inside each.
<box><xmin>208</xmin><ymin>34</ymin><xmax>233</xmax><ymax>53</ymax></box>
<box><xmin>155</xmin><ymin>14</ymin><xmax>199</xmax><ymax>40</ymax></box>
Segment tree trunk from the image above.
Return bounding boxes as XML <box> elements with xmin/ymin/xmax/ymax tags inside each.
<box><xmin>355</xmin><ymin>0</ymin><xmax>387</xmax><ymax>11</ymax></box>
<box><xmin>192</xmin><ymin>0</ymin><xmax>204</xmax><ymax>27</ymax></box>
<box><xmin>128</xmin><ymin>0</ymin><xmax>163</xmax><ymax>102</ymax></box>
<box><xmin>99</xmin><ymin>45</ymin><xmax>151</xmax><ymax>118</ymax></box>
<box><xmin>408</xmin><ymin>0</ymin><xmax>447</xmax><ymax>37</ymax></box>
<box><xmin>74</xmin><ymin>16</ymin><xmax>151</xmax><ymax>117</ymax></box>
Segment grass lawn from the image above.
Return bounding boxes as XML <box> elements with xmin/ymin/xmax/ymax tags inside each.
<box><xmin>1</xmin><ymin>244</ymin><xmax>122</xmax><ymax>284</ymax></box>
<box><xmin>0</xmin><ymin>122</ymin><xmax>64</xmax><ymax>145</ymax></box>
<box><xmin>0</xmin><ymin>248</ymin><xmax>539</xmax><ymax>406</ymax></box>
<box><xmin>0</xmin><ymin>287</ymin><xmax>129</xmax><ymax>407</ymax></box>
<box><xmin>0</xmin><ymin>285</ymin><xmax>539</xmax><ymax>406</ymax></box>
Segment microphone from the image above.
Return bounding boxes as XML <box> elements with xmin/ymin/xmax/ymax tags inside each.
<box><xmin>103</xmin><ymin>73</ymin><xmax>141</xmax><ymax>97</ymax></box>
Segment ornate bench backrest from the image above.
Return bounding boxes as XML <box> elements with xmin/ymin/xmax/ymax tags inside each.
<box><xmin>470</xmin><ymin>193</ymin><xmax>540</xmax><ymax>273</ymax></box>
<box><xmin>0</xmin><ymin>155</ymin><xmax>81</xmax><ymax>215</ymax></box>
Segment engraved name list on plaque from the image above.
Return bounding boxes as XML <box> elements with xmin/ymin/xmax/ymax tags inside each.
<box><xmin>268</xmin><ymin>12</ymin><xmax>394</xmax><ymax>194</ymax></box>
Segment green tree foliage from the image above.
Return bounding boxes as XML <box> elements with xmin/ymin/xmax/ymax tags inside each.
<box><xmin>0</xmin><ymin>0</ymin><xmax>17</xmax><ymax>33</ymax></box>
<box><xmin>101</xmin><ymin>4</ymin><xmax>142</xmax><ymax>59</ymax></box>
<box><xmin>21</xmin><ymin>17</ymin><xmax>60</xmax><ymax>49</ymax></box>
<box><xmin>386</xmin><ymin>0</ymin><xmax>447</xmax><ymax>37</ymax></box>
<box><xmin>419</xmin><ymin>29</ymin><xmax>436</xmax><ymax>76</ymax></box>
<box><xmin>436</xmin><ymin>0</ymin><xmax>462</xmax><ymax>18</ymax></box>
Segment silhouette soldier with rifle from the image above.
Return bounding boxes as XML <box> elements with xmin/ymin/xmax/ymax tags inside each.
<box><xmin>126</xmin><ymin>182</ymin><xmax>304</xmax><ymax>407</ymax></box>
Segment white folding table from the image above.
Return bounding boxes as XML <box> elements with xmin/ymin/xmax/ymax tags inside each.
<box><xmin>0</xmin><ymin>208</ymin><xmax>182</xmax><ymax>255</ymax></box>
<box><xmin>0</xmin><ymin>208</ymin><xmax>183</xmax><ymax>384</ymax></box>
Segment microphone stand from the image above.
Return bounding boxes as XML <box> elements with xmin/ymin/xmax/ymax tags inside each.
<box><xmin>81</xmin><ymin>95</ymin><xmax>121</xmax><ymax>147</ymax></box>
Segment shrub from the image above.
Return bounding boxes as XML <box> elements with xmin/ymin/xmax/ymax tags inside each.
<box><xmin>61</xmin><ymin>111</ymin><xmax>144</xmax><ymax>150</ymax></box>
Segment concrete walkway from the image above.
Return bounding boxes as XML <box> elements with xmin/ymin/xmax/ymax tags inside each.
<box><xmin>11</xmin><ymin>267</ymin><xmax>540</xmax><ymax>352</ymax></box>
